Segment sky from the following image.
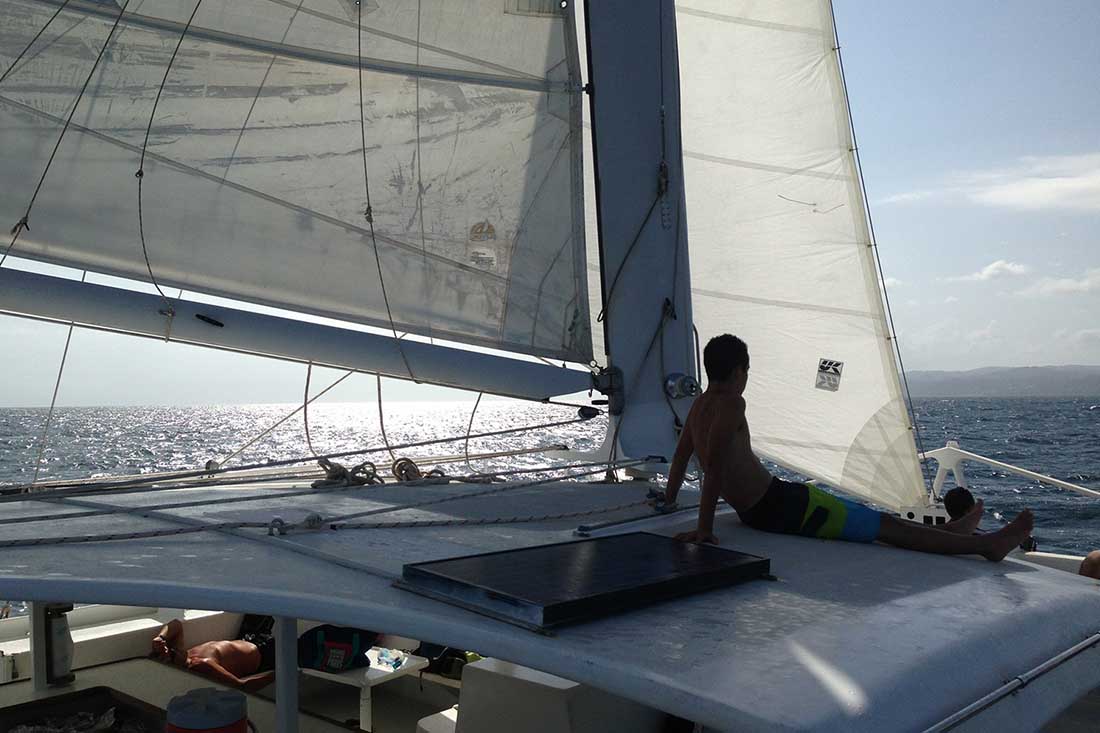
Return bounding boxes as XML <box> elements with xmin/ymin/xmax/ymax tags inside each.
<box><xmin>1</xmin><ymin>1</ymin><xmax>1098</xmax><ymax>406</ymax></box>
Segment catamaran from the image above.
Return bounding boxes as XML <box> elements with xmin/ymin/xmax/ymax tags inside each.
<box><xmin>1</xmin><ymin>0</ymin><xmax>1098</xmax><ymax>731</ymax></box>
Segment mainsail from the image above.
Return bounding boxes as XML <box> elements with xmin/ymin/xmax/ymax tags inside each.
<box><xmin>675</xmin><ymin>0</ymin><xmax>926</xmax><ymax>510</ymax></box>
<box><xmin>0</xmin><ymin>0</ymin><xmax>591</xmax><ymax>363</ymax></box>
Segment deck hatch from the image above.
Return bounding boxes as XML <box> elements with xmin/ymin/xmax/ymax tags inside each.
<box><xmin>398</xmin><ymin>532</ymin><xmax>770</xmax><ymax>631</ymax></box>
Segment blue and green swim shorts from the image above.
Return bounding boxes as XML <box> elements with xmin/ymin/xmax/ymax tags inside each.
<box><xmin>737</xmin><ymin>477</ymin><xmax>881</xmax><ymax>543</ymax></box>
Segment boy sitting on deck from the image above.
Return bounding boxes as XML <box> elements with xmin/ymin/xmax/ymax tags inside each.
<box><xmin>660</xmin><ymin>334</ymin><xmax>1033</xmax><ymax>561</ymax></box>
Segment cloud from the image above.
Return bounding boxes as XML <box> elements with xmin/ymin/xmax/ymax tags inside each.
<box><xmin>1069</xmin><ymin>328</ymin><xmax>1100</xmax><ymax>344</ymax></box>
<box><xmin>876</xmin><ymin>191</ymin><xmax>935</xmax><ymax>205</ymax></box>
<box><xmin>968</xmin><ymin>320</ymin><xmax>998</xmax><ymax>342</ymax></box>
<box><xmin>944</xmin><ymin>296</ymin><xmax>959</xmax><ymax>303</ymax></box>
<box><xmin>948</xmin><ymin>259</ymin><xmax>1030</xmax><ymax>282</ymax></box>
<box><xmin>876</xmin><ymin>153</ymin><xmax>1100</xmax><ymax>212</ymax></box>
<box><xmin>882</xmin><ymin>277</ymin><xmax>903</xmax><ymax>287</ymax></box>
<box><xmin>1018</xmin><ymin>268</ymin><xmax>1100</xmax><ymax>297</ymax></box>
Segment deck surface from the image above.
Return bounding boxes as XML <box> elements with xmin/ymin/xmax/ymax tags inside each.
<box><xmin>1</xmin><ymin>478</ymin><xmax>1099</xmax><ymax>731</ymax></box>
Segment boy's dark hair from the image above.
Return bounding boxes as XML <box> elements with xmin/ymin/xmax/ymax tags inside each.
<box><xmin>703</xmin><ymin>334</ymin><xmax>749</xmax><ymax>383</ymax></box>
<box><xmin>942</xmin><ymin>487</ymin><xmax>975</xmax><ymax>521</ymax></box>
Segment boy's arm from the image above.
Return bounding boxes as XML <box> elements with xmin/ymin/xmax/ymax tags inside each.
<box><xmin>663</xmin><ymin>419</ymin><xmax>694</xmax><ymax>505</ymax></box>
<box><xmin>675</xmin><ymin>411</ymin><xmax>734</xmax><ymax>545</ymax></box>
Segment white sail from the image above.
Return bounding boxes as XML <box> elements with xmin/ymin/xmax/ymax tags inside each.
<box><xmin>0</xmin><ymin>0</ymin><xmax>591</xmax><ymax>363</ymax></box>
<box><xmin>675</xmin><ymin>0</ymin><xmax>926</xmax><ymax>510</ymax></box>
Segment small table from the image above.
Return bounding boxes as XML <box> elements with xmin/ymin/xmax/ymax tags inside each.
<box><xmin>299</xmin><ymin>648</ymin><xmax>429</xmax><ymax>732</ymax></box>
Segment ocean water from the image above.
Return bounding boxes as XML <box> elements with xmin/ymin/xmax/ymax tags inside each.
<box><xmin>0</xmin><ymin>398</ymin><xmax>1098</xmax><ymax>558</ymax></box>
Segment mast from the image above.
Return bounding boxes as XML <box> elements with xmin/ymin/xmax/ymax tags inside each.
<box><xmin>584</xmin><ymin>0</ymin><xmax>697</xmax><ymax>464</ymax></box>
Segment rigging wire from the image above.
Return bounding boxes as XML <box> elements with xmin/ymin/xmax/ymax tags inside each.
<box><xmin>0</xmin><ymin>0</ymin><xmax>73</xmax><ymax>86</ymax></box>
<box><xmin>135</xmin><ymin>0</ymin><xmax>205</xmax><ymax>323</ymax></box>
<box><xmin>218</xmin><ymin>369</ymin><xmax>355</xmax><ymax>468</ymax></box>
<box><xmin>0</xmin><ymin>460</ymin><xmax>650</xmax><ymax>548</ymax></box>
<box><xmin>29</xmin><ymin>272</ymin><xmax>87</xmax><ymax>486</ymax></box>
<box><xmin>0</xmin><ymin>413</ymin><xmax>601</xmax><ymax>498</ymax></box>
<box><xmin>356</xmin><ymin>0</ymin><xmax>417</xmax><ymax>381</ymax></box>
<box><xmin>827</xmin><ymin>3</ymin><xmax>933</xmax><ymax>494</ymax></box>
<box><xmin>221</xmin><ymin>0</ymin><xmax>306</xmax><ymax>180</ymax></box>
<box><xmin>1</xmin><ymin>0</ymin><xmax>132</xmax><ymax>270</ymax></box>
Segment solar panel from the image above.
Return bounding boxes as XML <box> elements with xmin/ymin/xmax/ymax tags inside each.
<box><xmin>398</xmin><ymin>533</ymin><xmax>770</xmax><ymax>631</ymax></box>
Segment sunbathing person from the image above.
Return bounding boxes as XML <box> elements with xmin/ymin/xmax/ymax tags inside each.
<box><xmin>661</xmin><ymin>334</ymin><xmax>1032</xmax><ymax>561</ymax></box>
<box><xmin>151</xmin><ymin>618</ymin><xmax>275</xmax><ymax>692</ymax></box>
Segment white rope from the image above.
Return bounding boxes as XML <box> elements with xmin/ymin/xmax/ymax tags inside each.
<box><xmin>216</xmin><ymin>369</ymin><xmax>354</xmax><ymax>468</ymax></box>
<box><xmin>29</xmin><ymin>272</ymin><xmax>86</xmax><ymax>486</ymax></box>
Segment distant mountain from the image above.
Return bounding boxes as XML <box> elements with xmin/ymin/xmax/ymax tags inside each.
<box><xmin>906</xmin><ymin>365</ymin><xmax>1100</xmax><ymax>398</ymax></box>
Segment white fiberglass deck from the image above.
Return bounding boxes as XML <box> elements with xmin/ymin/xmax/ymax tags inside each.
<box><xmin>1</xmin><ymin>478</ymin><xmax>1099</xmax><ymax>732</ymax></box>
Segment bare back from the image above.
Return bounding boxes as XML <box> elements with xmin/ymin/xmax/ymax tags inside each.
<box><xmin>686</xmin><ymin>389</ymin><xmax>772</xmax><ymax>512</ymax></box>
<box><xmin>186</xmin><ymin>639</ymin><xmax>261</xmax><ymax>677</ymax></box>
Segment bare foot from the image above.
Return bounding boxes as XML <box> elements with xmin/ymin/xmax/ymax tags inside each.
<box><xmin>982</xmin><ymin>509</ymin><xmax>1034</xmax><ymax>562</ymax></box>
<box><xmin>944</xmin><ymin>499</ymin><xmax>984</xmax><ymax>535</ymax></box>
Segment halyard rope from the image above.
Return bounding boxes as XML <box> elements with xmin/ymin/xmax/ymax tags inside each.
<box><xmin>356</xmin><ymin>0</ymin><xmax>417</xmax><ymax>381</ymax></box>
<box><xmin>135</xmin><ymin>0</ymin><xmax>205</xmax><ymax>325</ymax></box>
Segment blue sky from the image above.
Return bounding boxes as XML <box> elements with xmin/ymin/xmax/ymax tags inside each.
<box><xmin>1</xmin><ymin>1</ymin><xmax>1097</xmax><ymax>406</ymax></box>
<box><xmin>834</xmin><ymin>0</ymin><xmax>1100</xmax><ymax>371</ymax></box>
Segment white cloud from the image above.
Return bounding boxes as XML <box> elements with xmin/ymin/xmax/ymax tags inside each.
<box><xmin>949</xmin><ymin>259</ymin><xmax>1030</xmax><ymax>282</ymax></box>
<box><xmin>944</xmin><ymin>296</ymin><xmax>959</xmax><ymax>303</ymax></box>
<box><xmin>1018</xmin><ymin>268</ymin><xmax>1100</xmax><ymax>297</ymax></box>
<box><xmin>968</xmin><ymin>320</ymin><xmax>999</xmax><ymax>342</ymax></box>
<box><xmin>1070</xmin><ymin>328</ymin><xmax>1100</xmax><ymax>344</ymax></box>
<box><xmin>876</xmin><ymin>190</ymin><xmax>935</xmax><ymax>205</ymax></box>
<box><xmin>882</xmin><ymin>277</ymin><xmax>903</xmax><ymax>288</ymax></box>
<box><xmin>876</xmin><ymin>153</ymin><xmax>1100</xmax><ymax>212</ymax></box>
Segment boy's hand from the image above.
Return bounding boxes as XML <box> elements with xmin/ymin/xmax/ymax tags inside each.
<box><xmin>646</xmin><ymin>489</ymin><xmax>677</xmax><ymax>512</ymax></box>
<box><xmin>674</xmin><ymin>529</ymin><xmax>719</xmax><ymax>545</ymax></box>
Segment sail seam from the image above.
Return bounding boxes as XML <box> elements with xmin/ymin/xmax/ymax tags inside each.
<box><xmin>693</xmin><ymin>288</ymin><xmax>882</xmax><ymax>320</ymax></box>
<box><xmin>22</xmin><ymin>0</ymin><xmax>564</xmax><ymax>93</ymax></box>
<box><xmin>0</xmin><ymin>95</ymin><xmax>509</xmax><ymax>285</ymax></box>
<box><xmin>260</xmin><ymin>0</ymin><xmax>545</xmax><ymax>82</ymax></box>
<box><xmin>0</xmin><ymin>0</ymin><xmax>131</xmax><ymax>270</ymax></box>
<box><xmin>683</xmin><ymin>150</ymin><xmax>849</xmax><ymax>181</ymax></box>
<box><xmin>0</xmin><ymin>0</ymin><xmax>73</xmax><ymax>85</ymax></box>
<box><xmin>675</xmin><ymin>7</ymin><xmax>823</xmax><ymax>36</ymax></box>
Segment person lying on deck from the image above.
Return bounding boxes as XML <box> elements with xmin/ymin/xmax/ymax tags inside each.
<box><xmin>1080</xmin><ymin>551</ymin><xmax>1100</xmax><ymax>579</ymax></box>
<box><xmin>151</xmin><ymin>618</ymin><xmax>275</xmax><ymax>692</ymax></box>
<box><xmin>659</xmin><ymin>334</ymin><xmax>1033</xmax><ymax>561</ymax></box>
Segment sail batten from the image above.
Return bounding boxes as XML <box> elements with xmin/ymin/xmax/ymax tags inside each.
<box><xmin>677</xmin><ymin>0</ymin><xmax>926</xmax><ymax>510</ymax></box>
<box><xmin>1</xmin><ymin>0</ymin><xmax>593</xmax><ymax>364</ymax></box>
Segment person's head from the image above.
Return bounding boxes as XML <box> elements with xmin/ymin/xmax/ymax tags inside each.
<box><xmin>942</xmin><ymin>486</ymin><xmax>976</xmax><ymax>521</ymax></box>
<box><xmin>1079</xmin><ymin>550</ymin><xmax>1100</xmax><ymax>580</ymax></box>
<box><xmin>704</xmin><ymin>335</ymin><xmax>749</xmax><ymax>393</ymax></box>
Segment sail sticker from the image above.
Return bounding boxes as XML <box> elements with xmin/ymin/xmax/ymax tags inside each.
<box><xmin>816</xmin><ymin>359</ymin><xmax>844</xmax><ymax>392</ymax></box>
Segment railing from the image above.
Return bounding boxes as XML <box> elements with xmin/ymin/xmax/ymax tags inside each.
<box><xmin>920</xmin><ymin>440</ymin><xmax>1099</xmax><ymax>500</ymax></box>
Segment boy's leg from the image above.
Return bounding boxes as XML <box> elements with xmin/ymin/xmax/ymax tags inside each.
<box><xmin>876</xmin><ymin>510</ymin><xmax>1033</xmax><ymax>561</ymax></box>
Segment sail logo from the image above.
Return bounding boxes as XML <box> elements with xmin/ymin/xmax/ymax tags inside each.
<box><xmin>816</xmin><ymin>359</ymin><xmax>844</xmax><ymax>392</ymax></box>
<box><xmin>469</xmin><ymin>221</ymin><xmax>496</xmax><ymax>241</ymax></box>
